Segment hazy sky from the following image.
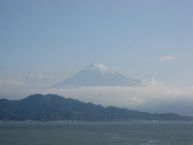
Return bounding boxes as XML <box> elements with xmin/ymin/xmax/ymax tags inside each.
<box><xmin>0</xmin><ymin>0</ymin><xmax>193</xmax><ymax>114</ymax></box>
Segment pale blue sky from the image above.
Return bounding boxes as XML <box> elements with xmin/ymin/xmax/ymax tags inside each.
<box><xmin>0</xmin><ymin>0</ymin><xmax>193</xmax><ymax>88</ymax></box>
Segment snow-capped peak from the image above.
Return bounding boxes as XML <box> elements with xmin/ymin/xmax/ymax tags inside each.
<box><xmin>54</xmin><ymin>64</ymin><xmax>141</xmax><ymax>87</ymax></box>
<box><xmin>86</xmin><ymin>64</ymin><xmax>108</xmax><ymax>71</ymax></box>
<box><xmin>85</xmin><ymin>64</ymin><xmax>113</xmax><ymax>78</ymax></box>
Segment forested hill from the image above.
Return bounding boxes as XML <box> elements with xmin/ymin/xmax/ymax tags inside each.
<box><xmin>0</xmin><ymin>94</ymin><xmax>192</xmax><ymax>121</ymax></box>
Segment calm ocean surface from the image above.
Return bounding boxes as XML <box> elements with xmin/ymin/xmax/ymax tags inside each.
<box><xmin>0</xmin><ymin>121</ymin><xmax>193</xmax><ymax>145</ymax></box>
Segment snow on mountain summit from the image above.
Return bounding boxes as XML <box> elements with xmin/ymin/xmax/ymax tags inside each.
<box><xmin>54</xmin><ymin>64</ymin><xmax>141</xmax><ymax>88</ymax></box>
<box><xmin>86</xmin><ymin>64</ymin><xmax>110</xmax><ymax>71</ymax></box>
<box><xmin>85</xmin><ymin>64</ymin><xmax>114</xmax><ymax>78</ymax></box>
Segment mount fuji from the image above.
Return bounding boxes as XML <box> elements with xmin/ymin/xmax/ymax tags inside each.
<box><xmin>54</xmin><ymin>64</ymin><xmax>141</xmax><ymax>88</ymax></box>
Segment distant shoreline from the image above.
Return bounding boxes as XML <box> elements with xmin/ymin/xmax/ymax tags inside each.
<box><xmin>1</xmin><ymin>120</ymin><xmax>193</xmax><ymax>124</ymax></box>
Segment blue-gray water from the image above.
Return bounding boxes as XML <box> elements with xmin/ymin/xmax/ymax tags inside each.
<box><xmin>0</xmin><ymin>121</ymin><xmax>193</xmax><ymax>145</ymax></box>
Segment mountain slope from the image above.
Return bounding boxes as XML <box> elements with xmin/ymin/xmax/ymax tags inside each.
<box><xmin>0</xmin><ymin>94</ymin><xmax>192</xmax><ymax>121</ymax></box>
<box><xmin>54</xmin><ymin>64</ymin><xmax>141</xmax><ymax>88</ymax></box>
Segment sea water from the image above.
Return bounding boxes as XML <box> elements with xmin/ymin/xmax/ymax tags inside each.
<box><xmin>0</xmin><ymin>121</ymin><xmax>193</xmax><ymax>145</ymax></box>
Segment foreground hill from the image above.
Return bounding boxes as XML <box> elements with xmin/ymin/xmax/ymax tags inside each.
<box><xmin>0</xmin><ymin>94</ymin><xmax>192</xmax><ymax>121</ymax></box>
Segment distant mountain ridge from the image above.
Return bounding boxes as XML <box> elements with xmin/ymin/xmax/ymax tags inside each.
<box><xmin>54</xmin><ymin>64</ymin><xmax>141</xmax><ymax>88</ymax></box>
<box><xmin>0</xmin><ymin>94</ymin><xmax>192</xmax><ymax>121</ymax></box>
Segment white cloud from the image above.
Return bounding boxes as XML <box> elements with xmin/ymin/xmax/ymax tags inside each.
<box><xmin>0</xmin><ymin>79</ymin><xmax>25</xmax><ymax>88</ymax></box>
<box><xmin>26</xmin><ymin>73</ymin><xmax>54</xmax><ymax>80</ymax></box>
<box><xmin>159</xmin><ymin>56</ymin><xmax>177</xmax><ymax>62</ymax></box>
<box><xmin>0</xmin><ymin>78</ymin><xmax>29</xmax><ymax>98</ymax></box>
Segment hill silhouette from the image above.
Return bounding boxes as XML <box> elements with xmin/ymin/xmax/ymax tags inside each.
<box><xmin>0</xmin><ymin>94</ymin><xmax>192</xmax><ymax>121</ymax></box>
